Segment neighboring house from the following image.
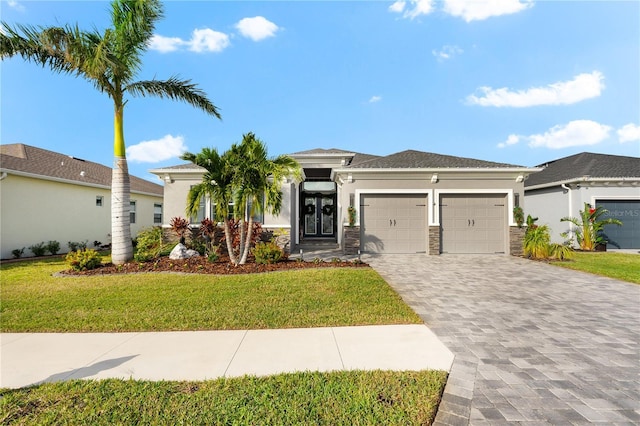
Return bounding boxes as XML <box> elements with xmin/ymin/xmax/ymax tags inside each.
<box><xmin>524</xmin><ymin>152</ymin><xmax>640</xmax><ymax>249</ymax></box>
<box><xmin>0</xmin><ymin>144</ymin><xmax>164</xmax><ymax>259</ymax></box>
<box><xmin>151</xmin><ymin>148</ymin><xmax>539</xmax><ymax>255</ymax></box>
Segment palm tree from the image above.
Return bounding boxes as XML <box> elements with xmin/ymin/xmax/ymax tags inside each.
<box><xmin>1</xmin><ymin>0</ymin><xmax>221</xmax><ymax>264</ymax></box>
<box><xmin>180</xmin><ymin>148</ymin><xmax>238</xmax><ymax>264</ymax></box>
<box><xmin>183</xmin><ymin>134</ymin><xmax>300</xmax><ymax>266</ymax></box>
<box><xmin>229</xmin><ymin>133</ymin><xmax>301</xmax><ymax>265</ymax></box>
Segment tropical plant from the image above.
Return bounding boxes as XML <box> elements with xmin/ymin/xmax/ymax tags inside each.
<box><xmin>561</xmin><ymin>202</ymin><xmax>623</xmax><ymax>251</ymax></box>
<box><xmin>1</xmin><ymin>0</ymin><xmax>221</xmax><ymax>264</ymax></box>
<box><xmin>253</xmin><ymin>241</ymin><xmax>285</xmax><ymax>264</ymax></box>
<box><xmin>182</xmin><ymin>133</ymin><xmax>301</xmax><ymax>265</ymax></box>
<box><xmin>523</xmin><ymin>224</ymin><xmax>551</xmax><ymax>259</ymax></box>
<box><xmin>347</xmin><ymin>206</ymin><xmax>357</xmax><ymax>227</ymax></box>
<box><xmin>513</xmin><ymin>206</ymin><xmax>524</xmax><ymax>228</ymax></box>
<box><xmin>526</xmin><ymin>214</ymin><xmax>539</xmax><ymax>230</ymax></box>
<box><xmin>170</xmin><ymin>217</ymin><xmax>190</xmax><ymax>244</ymax></box>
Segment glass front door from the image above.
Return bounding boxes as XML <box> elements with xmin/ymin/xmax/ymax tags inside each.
<box><xmin>303</xmin><ymin>194</ymin><xmax>336</xmax><ymax>238</ymax></box>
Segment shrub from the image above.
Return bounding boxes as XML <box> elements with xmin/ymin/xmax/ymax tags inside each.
<box><xmin>207</xmin><ymin>246</ymin><xmax>220</xmax><ymax>263</ymax></box>
<box><xmin>29</xmin><ymin>242</ymin><xmax>47</xmax><ymax>257</ymax></box>
<box><xmin>11</xmin><ymin>248</ymin><xmax>24</xmax><ymax>259</ymax></box>
<box><xmin>513</xmin><ymin>206</ymin><xmax>524</xmax><ymax>228</ymax></box>
<box><xmin>65</xmin><ymin>249</ymin><xmax>102</xmax><ymax>271</ymax></box>
<box><xmin>134</xmin><ymin>227</ymin><xmax>165</xmax><ymax>262</ymax></box>
<box><xmin>523</xmin><ymin>225</ymin><xmax>551</xmax><ymax>259</ymax></box>
<box><xmin>46</xmin><ymin>240</ymin><xmax>61</xmax><ymax>255</ymax></box>
<box><xmin>549</xmin><ymin>243</ymin><xmax>573</xmax><ymax>261</ymax></box>
<box><xmin>561</xmin><ymin>202</ymin><xmax>623</xmax><ymax>250</ymax></box>
<box><xmin>68</xmin><ymin>240</ymin><xmax>88</xmax><ymax>252</ymax></box>
<box><xmin>347</xmin><ymin>206</ymin><xmax>357</xmax><ymax>227</ymax></box>
<box><xmin>253</xmin><ymin>241</ymin><xmax>284</xmax><ymax>264</ymax></box>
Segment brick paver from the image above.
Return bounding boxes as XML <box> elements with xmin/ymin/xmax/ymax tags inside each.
<box><xmin>366</xmin><ymin>254</ymin><xmax>640</xmax><ymax>425</ymax></box>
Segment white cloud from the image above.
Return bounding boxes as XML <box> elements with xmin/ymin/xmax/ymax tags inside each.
<box><xmin>369</xmin><ymin>95</ymin><xmax>382</xmax><ymax>103</ymax></box>
<box><xmin>617</xmin><ymin>123</ymin><xmax>640</xmax><ymax>143</ymax></box>
<box><xmin>235</xmin><ymin>16</ymin><xmax>279</xmax><ymax>41</ymax></box>
<box><xmin>148</xmin><ymin>35</ymin><xmax>185</xmax><ymax>53</ymax></box>
<box><xmin>127</xmin><ymin>135</ymin><xmax>188</xmax><ymax>163</ymax></box>
<box><xmin>189</xmin><ymin>28</ymin><xmax>230</xmax><ymax>53</ymax></box>
<box><xmin>388</xmin><ymin>1</ymin><xmax>406</xmax><ymax>13</ymax></box>
<box><xmin>497</xmin><ymin>134</ymin><xmax>520</xmax><ymax>148</ymax></box>
<box><xmin>466</xmin><ymin>71</ymin><xmax>604</xmax><ymax>108</ymax></box>
<box><xmin>389</xmin><ymin>0</ymin><xmax>434</xmax><ymax>19</ymax></box>
<box><xmin>7</xmin><ymin>0</ymin><xmax>25</xmax><ymax>12</ymax></box>
<box><xmin>149</xmin><ymin>28</ymin><xmax>230</xmax><ymax>54</ymax></box>
<box><xmin>528</xmin><ymin>120</ymin><xmax>611</xmax><ymax>149</ymax></box>
<box><xmin>443</xmin><ymin>0</ymin><xmax>533</xmax><ymax>22</ymax></box>
<box><xmin>432</xmin><ymin>45</ymin><xmax>463</xmax><ymax>61</ymax></box>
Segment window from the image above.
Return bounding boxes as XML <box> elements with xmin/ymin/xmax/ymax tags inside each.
<box><xmin>96</xmin><ymin>196</ymin><xmax>103</xmax><ymax>207</ymax></box>
<box><xmin>154</xmin><ymin>204</ymin><xmax>163</xmax><ymax>225</ymax></box>
<box><xmin>191</xmin><ymin>195</ymin><xmax>206</xmax><ymax>223</ymax></box>
<box><xmin>130</xmin><ymin>201</ymin><xmax>136</xmax><ymax>224</ymax></box>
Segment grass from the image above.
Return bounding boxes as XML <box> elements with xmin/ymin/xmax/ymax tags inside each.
<box><xmin>0</xmin><ymin>371</ymin><xmax>448</xmax><ymax>425</ymax></box>
<box><xmin>0</xmin><ymin>257</ymin><xmax>422</xmax><ymax>332</ymax></box>
<box><xmin>551</xmin><ymin>251</ymin><xmax>640</xmax><ymax>284</ymax></box>
<box><xmin>0</xmin><ymin>258</ymin><xmax>446</xmax><ymax>425</ymax></box>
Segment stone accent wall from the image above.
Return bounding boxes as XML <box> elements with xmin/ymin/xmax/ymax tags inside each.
<box><xmin>510</xmin><ymin>226</ymin><xmax>525</xmax><ymax>256</ymax></box>
<box><xmin>264</xmin><ymin>228</ymin><xmax>291</xmax><ymax>254</ymax></box>
<box><xmin>343</xmin><ymin>226</ymin><xmax>360</xmax><ymax>255</ymax></box>
<box><xmin>428</xmin><ymin>226</ymin><xmax>441</xmax><ymax>255</ymax></box>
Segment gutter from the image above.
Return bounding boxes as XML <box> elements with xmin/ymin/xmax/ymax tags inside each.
<box><xmin>525</xmin><ymin>177</ymin><xmax>640</xmax><ymax>191</ymax></box>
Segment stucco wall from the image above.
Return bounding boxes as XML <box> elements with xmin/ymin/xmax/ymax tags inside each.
<box><xmin>0</xmin><ymin>174</ymin><xmax>162</xmax><ymax>259</ymax></box>
<box><xmin>525</xmin><ymin>185</ymin><xmax>640</xmax><ymax>244</ymax></box>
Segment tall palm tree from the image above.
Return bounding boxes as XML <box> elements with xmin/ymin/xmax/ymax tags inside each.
<box><xmin>1</xmin><ymin>0</ymin><xmax>221</xmax><ymax>264</ymax></box>
<box><xmin>229</xmin><ymin>133</ymin><xmax>301</xmax><ymax>265</ymax></box>
<box><xmin>180</xmin><ymin>148</ymin><xmax>238</xmax><ymax>264</ymax></box>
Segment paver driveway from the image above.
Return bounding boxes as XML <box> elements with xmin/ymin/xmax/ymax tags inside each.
<box><xmin>366</xmin><ymin>254</ymin><xmax>640</xmax><ymax>425</ymax></box>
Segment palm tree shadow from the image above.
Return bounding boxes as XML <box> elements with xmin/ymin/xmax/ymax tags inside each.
<box><xmin>37</xmin><ymin>355</ymin><xmax>138</xmax><ymax>385</ymax></box>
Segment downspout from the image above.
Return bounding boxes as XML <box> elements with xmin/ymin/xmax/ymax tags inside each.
<box><xmin>0</xmin><ymin>172</ymin><xmax>7</xmax><ymax>181</ymax></box>
<box><xmin>561</xmin><ymin>184</ymin><xmax>572</xmax><ymax>241</ymax></box>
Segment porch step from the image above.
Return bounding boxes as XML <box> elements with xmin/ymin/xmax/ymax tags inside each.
<box><xmin>297</xmin><ymin>240</ymin><xmax>339</xmax><ymax>251</ymax></box>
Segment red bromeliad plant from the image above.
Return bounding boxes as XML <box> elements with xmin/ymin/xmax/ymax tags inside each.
<box><xmin>170</xmin><ymin>217</ymin><xmax>190</xmax><ymax>244</ymax></box>
<box><xmin>561</xmin><ymin>202</ymin><xmax>622</xmax><ymax>250</ymax></box>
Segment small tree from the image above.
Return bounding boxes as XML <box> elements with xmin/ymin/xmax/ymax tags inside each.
<box><xmin>561</xmin><ymin>203</ymin><xmax>622</xmax><ymax>250</ymax></box>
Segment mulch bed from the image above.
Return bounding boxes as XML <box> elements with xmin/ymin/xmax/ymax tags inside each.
<box><xmin>62</xmin><ymin>255</ymin><xmax>369</xmax><ymax>276</ymax></box>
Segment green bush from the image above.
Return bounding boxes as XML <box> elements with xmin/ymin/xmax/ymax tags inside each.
<box><xmin>11</xmin><ymin>248</ymin><xmax>24</xmax><ymax>259</ymax></box>
<box><xmin>29</xmin><ymin>242</ymin><xmax>47</xmax><ymax>257</ymax></box>
<box><xmin>46</xmin><ymin>240</ymin><xmax>61</xmax><ymax>255</ymax></box>
<box><xmin>253</xmin><ymin>241</ymin><xmax>284</xmax><ymax>264</ymax></box>
<box><xmin>65</xmin><ymin>249</ymin><xmax>102</xmax><ymax>271</ymax></box>
<box><xmin>68</xmin><ymin>240</ymin><xmax>88</xmax><ymax>252</ymax></box>
<box><xmin>134</xmin><ymin>227</ymin><xmax>165</xmax><ymax>262</ymax></box>
<box><xmin>523</xmin><ymin>225</ymin><xmax>551</xmax><ymax>259</ymax></box>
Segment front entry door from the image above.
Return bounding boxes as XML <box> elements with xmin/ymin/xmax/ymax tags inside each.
<box><xmin>303</xmin><ymin>194</ymin><xmax>336</xmax><ymax>238</ymax></box>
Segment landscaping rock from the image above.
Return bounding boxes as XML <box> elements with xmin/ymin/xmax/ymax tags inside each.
<box><xmin>169</xmin><ymin>243</ymin><xmax>200</xmax><ymax>260</ymax></box>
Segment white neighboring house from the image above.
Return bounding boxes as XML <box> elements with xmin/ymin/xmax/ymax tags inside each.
<box><xmin>524</xmin><ymin>152</ymin><xmax>640</xmax><ymax>249</ymax></box>
<box><xmin>0</xmin><ymin>144</ymin><xmax>164</xmax><ymax>259</ymax></box>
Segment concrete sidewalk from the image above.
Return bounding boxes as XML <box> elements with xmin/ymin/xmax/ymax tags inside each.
<box><xmin>0</xmin><ymin>324</ymin><xmax>454</xmax><ymax>389</ymax></box>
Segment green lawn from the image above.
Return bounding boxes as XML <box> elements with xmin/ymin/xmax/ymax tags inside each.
<box><xmin>0</xmin><ymin>371</ymin><xmax>447</xmax><ymax>425</ymax></box>
<box><xmin>0</xmin><ymin>257</ymin><xmax>422</xmax><ymax>332</ymax></box>
<box><xmin>551</xmin><ymin>252</ymin><xmax>640</xmax><ymax>284</ymax></box>
<box><xmin>0</xmin><ymin>258</ymin><xmax>446</xmax><ymax>425</ymax></box>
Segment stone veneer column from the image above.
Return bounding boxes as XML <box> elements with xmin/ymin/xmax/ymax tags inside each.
<box><xmin>428</xmin><ymin>226</ymin><xmax>440</xmax><ymax>255</ymax></box>
<box><xmin>509</xmin><ymin>226</ymin><xmax>525</xmax><ymax>256</ymax></box>
<box><xmin>343</xmin><ymin>226</ymin><xmax>360</xmax><ymax>255</ymax></box>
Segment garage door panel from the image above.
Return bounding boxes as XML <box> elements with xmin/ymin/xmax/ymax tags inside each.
<box><xmin>596</xmin><ymin>200</ymin><xmax>639</xmax><ymax>249</ymax></box>
<box><xmin>362</xmin><ymin>194</ymin><xmax>427</xmax><ymax>254</ymax></box>
<box><xmin>441</xmin><ymin>195</ymin><xmax>506</xmax><ymax>254</ymax></box>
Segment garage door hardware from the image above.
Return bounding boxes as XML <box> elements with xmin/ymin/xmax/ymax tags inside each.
<box><xmin>468</xmin><ymin>219</ymin><xmax>475</xmax><ymax>226</ymax></box>
<box><xmin>389</xmin><ymin>219</ymin><xmax>396</xmax><ymax>226</ymax></box>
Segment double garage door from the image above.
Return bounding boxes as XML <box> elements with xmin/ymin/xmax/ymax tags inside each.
<box><xmin>361</xmin><ymin>193</ymin><xmax>507</xmax><ymax>254</ymax></box>
<box><xmin>595</xmin><ymin>200</ymin><xmax>640</xmax><ymax>249</ymax></box>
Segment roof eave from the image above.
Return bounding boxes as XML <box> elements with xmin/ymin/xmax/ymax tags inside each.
<box><xmin>525</xmin><ymin>176</ymin><xmax>640</xmax><ymax>191</ymax></box>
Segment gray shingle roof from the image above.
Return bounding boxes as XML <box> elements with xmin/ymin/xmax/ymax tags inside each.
<box><xmin>347</xmin><ymin>150</ymin><xmax>524</xmax><ymax>169</ymax></box>
<box><xmin>290</xmin><ymin>148</ymin><xmax>355</xmax><ymax>155</ymax></box>
<box><xmin>0</xmin><ymin>143</ymin><xmax>163</xmax><ymax>196</ymax></box>
<box><xmin>525</xmin><ymin>152</ymin><xmax>640</xmax><ymax>187</ymax></box>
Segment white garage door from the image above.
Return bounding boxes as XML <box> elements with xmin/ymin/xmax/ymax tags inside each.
<box><xmin>441</xmin><ymin>195</ymin><xmax>506</xmax><ymax>254</ymax></box>
<box><xmin>361</xmin><ymin>194</ymin><xmax>427</xmax><ymax>253</ymax></box>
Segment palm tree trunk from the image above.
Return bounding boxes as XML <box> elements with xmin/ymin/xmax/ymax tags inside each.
<box><xmin>111</xmin><ymin>105</ymin><xmax>133</xmax><ymax>264</ymax></box>
<box><xmin>223</xmin><ymin>218</ymin><xmax>238</xmax><ymax>265</ymax></box>
<box><xmin>239</xmin><ymin>212</ymin><xmax>254</xmax><ymax>265</ymax></box>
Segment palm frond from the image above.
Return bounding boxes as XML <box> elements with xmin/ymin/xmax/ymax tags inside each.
<box><xmin>126</xmin><ymin>76</ymin><xmax>221</xmax><ymax>118</ymax></box>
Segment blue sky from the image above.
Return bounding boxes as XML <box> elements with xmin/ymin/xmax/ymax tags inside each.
<box><xmin>2</xmin><ymin>0</ymin><xmax>639</xmax><ymax>183</ymax></box>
